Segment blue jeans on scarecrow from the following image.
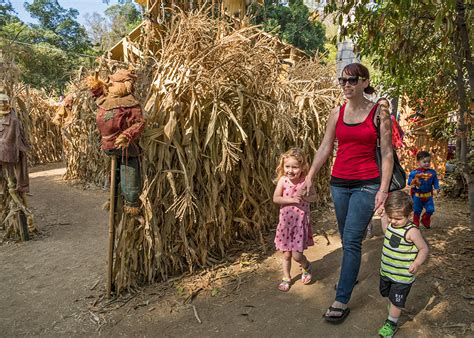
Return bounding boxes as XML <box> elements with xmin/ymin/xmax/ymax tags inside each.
<box><xmin>105</xmin><ymin>149</ymin><xmax>141</xmax><ymax>209</ymax></box>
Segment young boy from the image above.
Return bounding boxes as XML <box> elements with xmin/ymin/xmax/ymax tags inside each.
<box><xmin>378</xmin><ymin>191</ymin><xmax>429</xmax><ymax>337</ymax></box>
<box><xmin>407</xmin><ymin>151</ymin><xmax>440</xmax><ymax>228</ymax></box>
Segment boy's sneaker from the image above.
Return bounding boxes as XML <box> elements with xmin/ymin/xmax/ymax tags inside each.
<box><xmin>378</xmin><ymin>319</ymin><xmax>398</xmax><ymax>337</ymax></box>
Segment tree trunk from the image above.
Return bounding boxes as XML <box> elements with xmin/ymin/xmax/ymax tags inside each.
<box><xmin>455</xmin><ymin>136</ymin><xmax>462</xmax><ymax>159</ymax></box>
<box><xmin>454</xmin><ymin>54</ymin><xmax>473</xmax><ymax>228</ymax></box>
<box><xmin>456</xmin><ymin>0</ymin><xmax>474</xmax><ymax>103</ymax></box>
<box><xmin>468</xmin><ymin>175</ymin><xmax>474</xmax><ymax>228</ymax></box>
<box><xmin>453</xmin><ymin>13</ymin><xmax>473</xmax><ymax>228</ymax></box>
<box><xmin>391</xmin><ymin>96</ymin><xmax>399</xmax><ymax>118</ymax></box>
<box><xmin>454</xmin><ymin>82</ymin><xmax>473</xmax><ymax>228</ymax></box>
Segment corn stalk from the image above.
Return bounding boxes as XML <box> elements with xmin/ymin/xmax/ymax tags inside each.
<box><xmin>58</xmin><ymin>10</ymin><xmax>340</xmax><ymax>291</ymax></box>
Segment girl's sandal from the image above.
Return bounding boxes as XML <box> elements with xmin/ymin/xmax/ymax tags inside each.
<box><xmin>278</xmin><ymin>278</ymin><xmax>291</xmax><ymax>292</ymax></box>
<box><xmin>301</xmin><ymin>264</ymin><xmax>312</xmax><ymax>285</ymax></box>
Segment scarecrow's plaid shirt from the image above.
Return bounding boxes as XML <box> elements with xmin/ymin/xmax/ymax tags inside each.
<box><xmin>96</xmin><ymin>105</ymin><xmax>145</xmax><ymax>156</ymax></box>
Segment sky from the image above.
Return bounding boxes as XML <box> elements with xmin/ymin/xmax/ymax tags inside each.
<box><xmin>10</xmin><ymin>0</ymin><xmax>122</xmax><ymax>25</ymax></box>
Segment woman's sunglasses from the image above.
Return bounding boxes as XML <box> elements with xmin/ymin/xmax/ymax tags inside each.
<box><xmin>338</xmin><ymin>76</ymin><xmax>367</xmax><ymax>86</ymax></box>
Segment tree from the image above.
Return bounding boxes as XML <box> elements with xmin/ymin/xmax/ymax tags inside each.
<box><xmin>105</xmin><ymin>0</ymin><xmax>141</xmax><ymax>34</ymax></box>
<box><xmin>251</xmin><ymin>0</ymin><xmax>326</xmax><ymax>55</ymax></box>
<box><xmin>25</xmin><ymin>0</ymin><xmax>90</xmax><ymax>53</ymax></box>
<box><xmin>0</xmin><ymin>0</ymin><xmax>19</xmax><ymax>26</ymax></box>
<box><xmin>84</xmin><ymin>12</ymin><xmax>110</xmax><ymax>49</ymax></box>
<box><xmin>101</xmin><ymin>0</ymin><xmax>135</xmax><ymax>4</ymax></box>
<box><xmin>0</xmin><ymin>0</ymin><xmax>96</xmax><ymax>92</ymax></box>
<box><xmin>85</xmin><ymin>0</ymin><xmax>142</xmax><ymax>51</ymax></box>
<box><xmin>325</xmin><ymin>0</ymin><xmax>473</xmax><ymax>227</ymax></box>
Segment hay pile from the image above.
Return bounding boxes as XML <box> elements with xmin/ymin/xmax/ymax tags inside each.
<box><xmin>13</xmin><ymin>88</ymin><xmax>63</xmax><ymax>166</ymax></box>
<box><xmin>54</xmin><ymin>10</ymin><xmax>339</xmax><ymax>291</ymax></box>
<box><xmin>107</xmin><ymin>10</ymin><xmax>340</xmax><ymax>291</ymax></box>
<box><xmin>59</xmin><ymin>91</ymin><xmax>109</xmax><ymax>187</ymax></box>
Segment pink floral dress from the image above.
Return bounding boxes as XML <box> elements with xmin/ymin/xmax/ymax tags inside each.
<box><xmin>274</xmin><ymin>177</ymin><xmax>314</xmax><ymax>252</ymax></box>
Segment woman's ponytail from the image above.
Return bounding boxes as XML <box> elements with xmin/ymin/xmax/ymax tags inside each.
<box><xmin>364</xmin><ymin>85</ymin><xmax>376</xmax><ymax>95</ymax></box>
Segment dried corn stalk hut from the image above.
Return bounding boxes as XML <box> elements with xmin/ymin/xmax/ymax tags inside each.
<box><xmin>52</xmin><ymin>6</ymin><xmax>338</xmax><ymax>291</ymax></box>
<box><xmin>102</xmin><ymin>9</ymin><xmax>340</xmax><ymax>292</ymax></box>
<box><xmin>13</xmin><ymin>88</ymin><xmax>63</xmax><ymax>165</ymax></box>
<box><xmin>59</xmin><ymin>89</ymin><xmax>109</xmax><ymax>186</ymax></box>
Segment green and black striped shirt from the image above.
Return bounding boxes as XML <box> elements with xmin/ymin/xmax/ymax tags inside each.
<box><xmin>380</xmin><ymin>222</ymin><xmax>418</xmax><ymax>284</ymax></box>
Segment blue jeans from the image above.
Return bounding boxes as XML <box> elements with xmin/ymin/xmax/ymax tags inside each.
<box><xmin>104</xmin><ymin>150</ymin><xmax>142</xmax><ymax>206</ymax></box>
<box><xmin>330</xmin><ymin>184</ymin><xmax>379</xmax><ymax>304</ymax></box>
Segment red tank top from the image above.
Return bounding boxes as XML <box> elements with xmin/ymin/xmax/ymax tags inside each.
<box><xmin>331</xmin><ymin>103</ymin><xmax>380</xmax><ymax>180</ymax></box>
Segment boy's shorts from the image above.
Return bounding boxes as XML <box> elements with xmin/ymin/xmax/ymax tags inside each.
<box><xmin>379</xmin><ymin>276</ymin><xmax>413</xmax><ymax>308</ymax></box>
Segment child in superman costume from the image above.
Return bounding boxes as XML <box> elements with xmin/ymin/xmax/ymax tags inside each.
<box><xmin>407</xmin><ymin>151</ymin><xmax>439</xmax><ymax>228</ymax></box>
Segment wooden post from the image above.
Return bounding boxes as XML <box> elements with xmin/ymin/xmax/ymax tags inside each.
<box><xmin>107</xmin><ymin>155</ymin><xmax>117</xmax><ymax>298</ymax></box>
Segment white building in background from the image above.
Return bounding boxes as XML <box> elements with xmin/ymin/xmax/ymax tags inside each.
<box><xmin>336</xmin><ymin>40</ymin><xmax>360</xmax><ymax>76</ymax></box>
<box><xmin>302</xmin><ymin>0</ymin><xmax>374</xmax><ymax>76</ymax></box>
<box><xmin>303</xmin><ymin>0</ymin><xmax>326</xmax><ymax>14</ymax></box>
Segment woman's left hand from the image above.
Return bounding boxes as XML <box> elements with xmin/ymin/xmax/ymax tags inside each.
<box><xmin>374</xmin><ymin>190</ymin><xmax>388</xmax><ymax>213</ymax></box>
<box><xmin>303</xmin><ymin>176</ymin><xmax>313</xmax><ymax>196</ymax></box>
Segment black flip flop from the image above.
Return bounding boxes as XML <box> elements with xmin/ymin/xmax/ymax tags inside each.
<box><xmin>323</xmin><ymin>306</ymin><xmax>350</xmax><ymax>324</ymax></box>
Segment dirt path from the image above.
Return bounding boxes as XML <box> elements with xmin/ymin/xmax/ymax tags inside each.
<box><xmin>0</xmin><ymin>165</ymin><xmax>108</xmax><ymax>335</ymax></box>
<box><xmin>0</xmin><ymin>165</ymin><xmax>472</xmax><ymax>337</ymax></box>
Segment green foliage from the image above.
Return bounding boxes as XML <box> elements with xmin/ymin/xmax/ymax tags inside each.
<box><xmin>0</xmin><ymin>0</ymin><xmax>19</xmax><ymax>26</ymax></box>
<box><xmin>0</xmin><ymin>0</ymin><xmax>96</xmax><ymax>92</ymax></box>
<box><xmin>251</xmin><ymin>0</ymin><xmax>326</xmax><ymax>55</ymax></box>
<box><xmin>323</xmin><ymin>42</ymin><xmax>337</xmax><ymax>62</ymax></box>
<box><xmin>105</xmin><ymin>1</ymin><xmax>141</xmax><ymax>25</ymax></box>
<box><xmin>105</xmin><ymin>0</ymin><xmax>142</xmax><ymax>36</ymax></box>
<box><xmin>1</xmin><ymin>0</ymin><xmax>142</xmax><ymax>91</ymax></box>
<box><xmin>102</xmin><ymin>0</ymin><xmax>133</xmax><ymax>4</ymax></box>
<box><xmin>325</xmin><ymin>0</ymin><xmax>471</xmax><ymax>141</ymax></box>
<box><xmin>85</xmin><ymin>0</ymin><xmax>142</xmax><ymax>51</ymax></box>
<box><xmin>25</xmin><ymin>0</ymin><xmax>90</xmax><ymax>53</ymax></box>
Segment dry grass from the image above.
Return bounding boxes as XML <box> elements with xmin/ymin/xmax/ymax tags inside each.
<box><xmin>105</xmin><ymin>10</ymin><xmax>340</xmax><ymax>292</ymax></box>
<box><xmin>14</xmin><ymin>87</ymin><xmax>63</xmax><ymax>165</ymax></box>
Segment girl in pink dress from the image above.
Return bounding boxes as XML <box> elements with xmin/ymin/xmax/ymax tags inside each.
<box><xmin>273</xmin><ymin>148</ymin><xmax>317</xmax><ymax>292</ymax></box>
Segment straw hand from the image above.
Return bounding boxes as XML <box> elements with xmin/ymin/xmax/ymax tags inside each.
<box><xmin>114</xmin><ymin>134</ymin><xmax>129</xmax><ymax>149</ymax></box>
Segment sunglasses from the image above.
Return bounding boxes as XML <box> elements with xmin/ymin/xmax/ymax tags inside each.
<box><xmin>338</xmin><ymin>76</ymin><xmax>367</xmax><ymax>86</ymax></box>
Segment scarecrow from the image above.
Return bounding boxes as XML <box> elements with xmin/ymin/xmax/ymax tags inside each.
<box><xmin>52</xmin><ymin>93</ymin><xmax>75</xmax><ymax>127</ymax></box>
<box><xmin>0</xmin><ymin>91</ymin><xmax>32</xmax><ymax>239</ymax></box>
<box><xmin>87</xmin><ymin>69</ymin><xmax>145</xmax><ymax>216</ymax></box>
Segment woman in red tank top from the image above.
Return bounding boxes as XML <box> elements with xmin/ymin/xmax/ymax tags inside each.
<box><xmin>304</xmin><ymin>63</ymin><xmax>394</xmax><ymax>323</ymax></box>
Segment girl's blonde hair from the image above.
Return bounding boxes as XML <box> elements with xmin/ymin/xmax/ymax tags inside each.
<box><xmin>274</xmin><ymin>147</ymin><xmax>309</xmax><ymax>183</ymax></box>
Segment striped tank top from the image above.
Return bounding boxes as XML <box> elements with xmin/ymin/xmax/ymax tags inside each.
<box><xmin>380</xmin><ymin>222</ymin><xmax>419</xmax><ymax>284</ymax></box>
